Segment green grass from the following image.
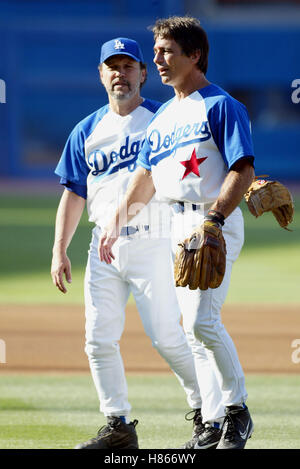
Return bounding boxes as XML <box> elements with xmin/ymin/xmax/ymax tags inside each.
<box><xmin>228</xmin><ymin>201</ymin><xmax>300</xmax><ymax>303</ymax></box>
<box><xmin>0</xmin><ymin>195</ymin><xmax>299</xmax><ymax>304</ymax></box>
<box><xmin>0</xmin><ymin>195</ymin><xmax>91</xmax><ymax>304</ymax></box>
<box><xmin>0</xmin><ymin>373</ymin><xmax>299</xmax><ymax>449</ymax></box>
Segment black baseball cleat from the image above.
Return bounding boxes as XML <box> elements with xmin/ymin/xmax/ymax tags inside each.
<box><xmin>180</xmin><ymin>408</ymin><xmax>205</xmax><ymax>449</ymax></box>
<box><xmin>194</xmin><ymin>424</ymin><xmax>222</xmax><ymax>449</ymax></box>
<box><xmin>216</xmin><ymin>405</ymin><xmax>254</xmax><ymax>449</ymax></box>
<box><xmin>74</xmin><ymin>417</ymin><xmax>139</xmax><ymax>449</ymax></box>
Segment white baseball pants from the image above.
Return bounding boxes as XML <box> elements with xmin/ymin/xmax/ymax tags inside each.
<box><xmin>171</xmin><ymin>206</ymin><xmax>248</xmax><ymax>424</ymax></box>
<box><xmin>84</xmin><ymin>226</ymin><xmax>202</xmax><ymax>418</ymax></box>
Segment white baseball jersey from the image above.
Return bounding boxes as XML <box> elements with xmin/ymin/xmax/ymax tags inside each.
<box><xmin>137</xmin><ymin>84</ymin><xmax>254</xmax><ymax>204</ymax></box>
<box><xmin>55</xmin><ymin>99</ymin><xmax>163</xmax><ymax>231</ymax></box>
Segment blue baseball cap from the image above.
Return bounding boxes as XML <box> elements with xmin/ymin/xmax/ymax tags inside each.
<box><xmin>100</xmin><ymin>37</ymin><xmax>144</xmax><ymax>64</ymax></box>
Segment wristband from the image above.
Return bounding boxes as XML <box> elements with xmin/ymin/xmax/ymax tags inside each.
<box><xmin>204</xmin><ymin>210</ymin><xmax>225</xmax><ymax>226</ymax></box>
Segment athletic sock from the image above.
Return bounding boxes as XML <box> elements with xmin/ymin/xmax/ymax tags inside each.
<box><xmin>111</xmin><ymin>415</ymin><xmax>130</xmax><ymax>424</ymax></box>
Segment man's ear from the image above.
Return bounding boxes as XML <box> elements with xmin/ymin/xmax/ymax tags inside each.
<box><xmin>141</xmin><ymin>67</ymin><xmax>147</xmax><ymax>85</ymax></box>
<box><xmin>98</xmin><ymin>65</ymin><xmax>103</xmax><ymax>84</ymax></box>
<box><xmin>190</xmin><ymin>49</ymin><xmax>201</xmax><ymax>64</ymax></box>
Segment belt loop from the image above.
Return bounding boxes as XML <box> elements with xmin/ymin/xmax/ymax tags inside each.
<box><xmin>173</xmin><ymin>202</ymin><xmax>185</xmax><ymax>213</ymax></box>
<box><xmin>172</xmin><ymin>202</ymin><xmax>203</xmax><ymax>213</ymax></box>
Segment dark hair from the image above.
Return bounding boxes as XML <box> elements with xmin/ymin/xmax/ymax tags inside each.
<box><xmin>150</xmin><ymin>16</ymin><xmax>209</xmax><ymax>75</ymax></box>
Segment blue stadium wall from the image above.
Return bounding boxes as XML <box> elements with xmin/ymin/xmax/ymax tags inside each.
<box><xmin>0</xmin><ymin>0</ymin><xmax>299</xmax><ymax>180</ymax></box>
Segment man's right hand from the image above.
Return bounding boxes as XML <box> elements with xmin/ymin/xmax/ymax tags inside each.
<box><xmin>51</xmin><ymin>251</ymin><xmax>72</xmax><ymax>293</ymax></box>
<box><xmin>98</xmin><ymin>225</ymin><xmax>118</xmax><ymax>264</ymax></box>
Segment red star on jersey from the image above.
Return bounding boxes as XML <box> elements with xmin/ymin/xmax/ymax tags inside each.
<box><xmin>180</xmin><ymin>148</ymin><xmax>207</xmax><ymax>180</ymax></box>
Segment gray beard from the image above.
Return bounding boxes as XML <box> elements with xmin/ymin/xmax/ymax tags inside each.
<box><xmin>110</xmin><ymin>90</ymin><xmax>132</xmax><ymax>100</ymax></box>
<box><xmin>109</xmin><ymin>81</ymin><xmax>140</xmax><ymax>101</ymax></box>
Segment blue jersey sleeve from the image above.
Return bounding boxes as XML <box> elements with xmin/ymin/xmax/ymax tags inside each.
<box><xmin>137</xmin><ymin>138</ymin><xmax>152</xmax><ymax>171</ymax></box>
<box><xmin>55</xmin><ymin>124</ymin><xmax>90</xmax><ymax>185</ymax></box>
<box><xmin>60</xmin><ymin>177</ymin><xmax>87</xmax><ymax>199</ymax></box>
<box><xmin>201</xmin><ymin>88</ymin><xmax>254</xmax><ymax>169</ymax></box>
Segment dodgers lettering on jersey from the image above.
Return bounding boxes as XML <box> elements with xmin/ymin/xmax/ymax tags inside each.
<box><xmin>55</xmin><ymin>99</ymin><xmax>163</xmax><ymax>230</ymax></box>
<box><xmin>138</xmin><ymin>84</ymin><xmax>254</xmax><ymax>204</ymax></box>
<box><xmin>87</xmin><ymin>135</ymin><xmax>143</xmax><ymax>178</ymax></box>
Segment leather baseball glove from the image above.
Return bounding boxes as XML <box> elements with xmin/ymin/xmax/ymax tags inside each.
<box><xmin>174</xmin><ymin>216</ymin><xmax>227</xmax><ymax>291</ymax></box>
<box><xmin>244</xmin><ymin>178</ymin><xmax>294</xmax><ymax>229</ymax></box>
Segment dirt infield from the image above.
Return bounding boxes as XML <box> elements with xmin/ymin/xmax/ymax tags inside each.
<box><xmin>1</xmin><ymin>303</ymin><xmax>300</xmax><ymax>374</ymax></box>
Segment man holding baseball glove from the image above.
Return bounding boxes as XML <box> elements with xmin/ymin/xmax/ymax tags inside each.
<box><xmin>99</xmin><ymin>17</ymin><xmax>257</xmax><ymax>449</ymax></box>
<box><xmin>51</xmin><ymin>36</ymin><xmax>203</xmax><ymax>449</ymax></box>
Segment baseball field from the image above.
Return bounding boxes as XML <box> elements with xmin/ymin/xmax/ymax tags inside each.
<box><xmin>0</xmin><ymin>182</ymin><xmax>300</xmax><ymax>449</ymax></box>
